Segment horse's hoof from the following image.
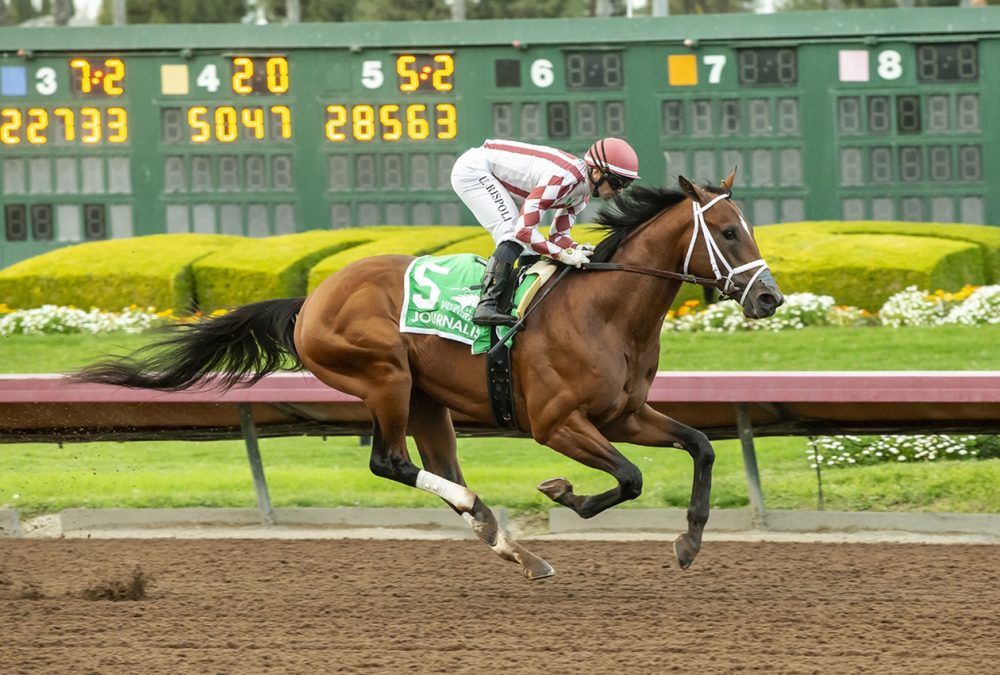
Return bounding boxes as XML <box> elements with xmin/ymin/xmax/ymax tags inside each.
<box><xmin>537</xmin><ymin>477</ymin><xmax>572</xmax><ymax>502</ymax></box>
<box><xmin>522</xmin><ymin>558</ymin><xmax>556</xmax><ymax>580</ymax></box>
<box><xmin>673</xmin><ymin>533</ymin><xmax>700</xmax><ymax>570</ymax></box>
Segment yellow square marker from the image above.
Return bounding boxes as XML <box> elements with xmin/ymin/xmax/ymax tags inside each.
<box><xmin>668</xmin><ymin>55</ymin><xmax>698</xmax><ymax>87</ymax></box>
<box><xmin>160</xmin><ymin>64</ymin><xmax>190</xmax><ymax>95</ymax></box>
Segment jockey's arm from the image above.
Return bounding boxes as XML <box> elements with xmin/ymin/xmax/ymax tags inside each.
<box><xmin>514</xmin><ymin>176</ymin><xmax>578</xmax><ymax>256</ymax></box>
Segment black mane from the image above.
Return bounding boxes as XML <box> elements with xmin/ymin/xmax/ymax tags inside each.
<box><xmin>590</xmin><ymin>184</ymin><xmax>725</xmax><ymax>263</ymax></box>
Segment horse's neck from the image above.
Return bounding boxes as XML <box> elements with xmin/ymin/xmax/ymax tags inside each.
<box><xmin>585</xmin><ymin>211</ymin><xmax>689</xmax><ymax>340</ymax></box>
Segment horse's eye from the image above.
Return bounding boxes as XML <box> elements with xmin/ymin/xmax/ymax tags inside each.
<box><xmin>722</xmin><ymin>227</ymin><xmax>738</xmax><ymax>241</ymax></box>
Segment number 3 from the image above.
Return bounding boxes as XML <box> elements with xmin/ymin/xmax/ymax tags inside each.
<box><xmin>35</xmin><ymin>67</ymin><xmax>57</xmax><ymax>95</ymax></box>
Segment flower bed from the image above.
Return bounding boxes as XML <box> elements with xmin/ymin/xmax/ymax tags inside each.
<box><xmin>664</xmin><ymin>284</ymin><xmax>998</xmax><ymax>333</ymax></box>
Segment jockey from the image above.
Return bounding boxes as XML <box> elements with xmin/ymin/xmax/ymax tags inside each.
<box><xmin>451</xmin><ymin>137</ymin><xmax>640</xmax><ymax>327</ymax></box>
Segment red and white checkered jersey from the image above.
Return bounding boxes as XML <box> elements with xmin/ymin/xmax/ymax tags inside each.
<box><xmin>481</xmin><ymin>140</ymin><xmax>591</xmax><ymax>256</ymax></box>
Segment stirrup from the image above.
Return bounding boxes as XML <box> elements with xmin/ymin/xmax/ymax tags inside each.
<box><xmin>473</xmin><ymin>304</ymin><xmax>517</xmax><ymax>327</ymax></box>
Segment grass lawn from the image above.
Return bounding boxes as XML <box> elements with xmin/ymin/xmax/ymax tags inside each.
<box><xmin>2</xmin><ymin>325</ymin><xmax>999</xmax><ymax>517</ymax></box>
<box><xmin>5</xmin><ymin>322</ymin><xmax>1000</xmax><ymax>373</ymax></box>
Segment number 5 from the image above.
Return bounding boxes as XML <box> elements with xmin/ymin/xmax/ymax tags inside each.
<box><xmin>361</xmin><ymin>61</ymin><xmax>383</xmax><ymax>89</ymax></box>
<box><xmin>703</xmin><ymin>55</ymin><xmax>727</xmax><ymax>84</ymax></box>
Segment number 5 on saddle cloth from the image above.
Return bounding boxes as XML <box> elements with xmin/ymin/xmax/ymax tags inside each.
<box><xmin>399</xmin><ymin>254</ymin><xmax>560</xmax><ymax>430</ymax></box>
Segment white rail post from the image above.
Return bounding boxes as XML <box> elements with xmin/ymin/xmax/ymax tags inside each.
<box><xmin>239</xmin><ymin>403</ymin><xmax>275</xmax><ymax>527</ymax></box>
<box><xmin>735</xmin><ymin>402</ymin><xmax>767</xmax><ymax>528</ymax></box>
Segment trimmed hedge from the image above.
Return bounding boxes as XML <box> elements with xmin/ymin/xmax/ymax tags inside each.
<box><xmin>192</xmin><ymin>228</ymin><xmax>401</xmax><ymax>310</ymax></box>
<box><xmin>756</xmin><ymin>221</ymin><xmax>1000</xmax><ymax>310</ymax></box>
<box><xmin>0</xmin><ymin>234</ymin><xmax>241</xmax><ymax>311</ymax></box>
<box><xmin>1</xmin><ymin>220</ymin><xmax>997</xmax><ymax>313</ymax></box>
<box><xmin>305</xmin><ymin>226</ymin><xmax>480</xmax><ymax>292</ymax></box>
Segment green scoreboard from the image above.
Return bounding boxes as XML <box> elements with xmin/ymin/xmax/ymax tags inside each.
<box><xmin>1</xmin><ymin>7</ymin><xmax>998</xmax><ymax>266</ymax></box>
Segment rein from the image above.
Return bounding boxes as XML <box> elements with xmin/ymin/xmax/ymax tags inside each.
<box><xmin>584</xmin><ymin>192</ymin><xmax>769</xmax><ymax>303</ymax></box>
<box><xmin>581</xmin><ymin>261</ymin><xmax>725</xmax><ymax>292</ymax></box>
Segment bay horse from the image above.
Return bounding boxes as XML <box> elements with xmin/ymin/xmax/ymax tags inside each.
<box><xmin>74</xmin><ymin>172</ymin><xmax>783</xmax><ymax>579</ymax></box>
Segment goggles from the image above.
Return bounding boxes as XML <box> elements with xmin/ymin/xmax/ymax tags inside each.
<box><xmin>604</xmin><ymin>172</ymin><xmax>634</xmax><ymax>191</ymax></box>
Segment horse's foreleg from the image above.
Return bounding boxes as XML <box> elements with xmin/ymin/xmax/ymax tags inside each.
<box><xmin>605</xmin><ymin>404</ymin><xmax>715</xmax><ymax>570</ymax></box>
<box><xmin>536</xmin><ymin>411</ymin><xmax>643</xmax><ymax>519</ymax></box>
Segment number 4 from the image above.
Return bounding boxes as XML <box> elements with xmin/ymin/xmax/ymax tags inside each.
<box><xmin>703</xmin><ymin>55</ymin><xmax>727</xmax><ymax>84</ymax></box>
<box><xmin>196</xmin><ymin>64</ymin><xmax>221</xmax><ymax>92</ymax></box>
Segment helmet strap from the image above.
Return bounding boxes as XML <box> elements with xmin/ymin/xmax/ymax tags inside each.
<box><xmin>589</xmin><ymin>167</ymin><xmax>607</xmax><ymax>198</ymax></box>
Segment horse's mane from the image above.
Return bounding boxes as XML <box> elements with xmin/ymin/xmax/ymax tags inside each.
<box><xmin>590</xmin><ymin>184</ymin><xmax>726</xmax><ymax>263</ymax></box>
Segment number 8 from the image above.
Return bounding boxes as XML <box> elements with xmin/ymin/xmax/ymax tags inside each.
<box><xmin>877</xmin><ymin>50</ymin><xmax>902</xmax><ymax>81</ymax></box>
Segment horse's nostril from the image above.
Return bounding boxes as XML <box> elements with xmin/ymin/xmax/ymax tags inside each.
<box><xmin>759</xmin><ymin>293</ymin><xmax>778</xmax><ymax>311</ymax></box>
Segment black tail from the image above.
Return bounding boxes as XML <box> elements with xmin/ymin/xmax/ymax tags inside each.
<box><xmin>71</xmin><ymin>297</ymin><xmax>306</xmax><ymax>391</ymax></box>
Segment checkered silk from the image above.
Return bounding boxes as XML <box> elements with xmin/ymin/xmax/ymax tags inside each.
<box><xmin>481</xmin><ymin>140</ymin><xmax>591</xmax><ymax>256</ymax></box>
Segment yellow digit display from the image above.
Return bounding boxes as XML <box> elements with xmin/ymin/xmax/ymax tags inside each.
<box><xmin>436</xmin><ymin>103</ymin><xmax>457</xmax><ymax>139</ymax></box>
<box><xmin>80</xmin><ymin>107</ymin><xmax>102</xmax><ymax>143</ymax></box>
<box><xmin>104</xmin><ymin>59</ymin><xmax>126</xmax><ymax>95</ymax></box>
<box><xmin>0</xmin><ymin>106</ymin><xmax>128</xmax><ymax>145</ymax></box>
<box><xmin>1</xmin><ymin>109</ymin><xmax>22</xmax><ymax>145</ymax></box>
<box><xmin>395</xmin><ymin>54</ymin><xmax>454</xmax><ymax>93</ymax></box>
<box><xmin>70</xmin><ymin>58</ymin><xmax>92</xmax><ymax>94</ymax></box>
<box><xmin>232</xmin><ymin>57</ymin><xmax>254</xmax><ymax>94</ymax></box>
<box><xmin>231</xmin><ymin>56</ymin><xmax>290</xmax><ymax>95</ymax></box>
<box><xmin>397</xmin><ymin>55</ymin><xmax>419</xmax><ymax>93</ymax></box>
<box><xmin>54</xmin><ymin>108</ymin><xmax>75</xmax><ymax>141</ymax></box>
<box><xmin>406</xmin><ymin>104</ymin><xmax>429</xmax><ymax>139</ymax></box>
<box><xmin>271</xmin><ymin>105</ymin><xmax>292</xmax><ymax>138</ymax></box>
<box><xmin>188</xmin><ymin>106</ymin><xmax>211</xmax><ymax>143</ymax></box>
<box><xmin>107</xmin><ymin>107</ymin><xmax>128</xmax><ymax>143</ymax></box>
<box><xmin>216</xmin><ymin>106</ymin><xmax>239</xmax><ymax>142</ymax></box>
<box><xmin>242</xmin><ymin>107</ymin><xmax>265</xmax><ymax>139</ymax></box>
<box><xmin>69</xmin><ymin>57</ymin><xmax>127</xmax><ymax>96</ymax></box>
<box><xmin>353</xmin><ymin>104</ymin><xmax>376</xmax><ymax>141</ymax></box>
<box><xmin>380</xmin><ymin>104</ymin><xmax>402</xmax><ymax>141</ymax></box>
<box><xmin>432</xmin><ymin>55</ymin><xmax>455</xmax><ymax>92</ymax></box>
<box><xmin>26</xmin><ymin>108</ymin><xmax>49</xmax><ymax>144</ymax></box>
<box><xmin>322</xmin><ymin>103</ymin><xmax>459</xmax><ymax>142</ymax></box>
<box><xmin>325</xmin><ymin>105</ymin><xmax>348</xmax><ymax>141</ymax></box>
<box><xmin>266</xmin><ymin>57</ymin><xmax>289</xmax><ymax>94</ymax></box>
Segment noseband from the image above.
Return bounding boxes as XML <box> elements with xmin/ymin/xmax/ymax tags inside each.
<box><xmin>683</xmin><ymin>194</ymin><xmax>769</xmax><ymax>305</ymax></box>
<box><xmin>582</xmin><ymin>193</ymin><xmax>770</xmax><ymax>304</ymax></box>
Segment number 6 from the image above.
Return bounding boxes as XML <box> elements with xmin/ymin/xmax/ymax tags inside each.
<box><xmin>530</xmin><ymin>59</ymin><xmax>554</xmax><ymax>88</ymax></box>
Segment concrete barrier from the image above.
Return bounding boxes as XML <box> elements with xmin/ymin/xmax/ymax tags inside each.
<box><xmin>549</xmin><ymin>508</ymin><xmax>1000</xmax><ymax>537</ymax></box>
<box><xmin>0</xmin><ymin>508</ymin><xmax>21</xmax><ymax>537</ymax></box>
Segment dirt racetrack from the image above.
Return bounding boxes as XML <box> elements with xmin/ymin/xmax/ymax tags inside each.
<box><xmin>1</xmin><ymin>538</ymin><xmax>997</xmax><ymax>674</ymax></box>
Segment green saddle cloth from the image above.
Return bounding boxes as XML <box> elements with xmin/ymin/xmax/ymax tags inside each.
<box><xmin>400</xmin><ymin>254</ymin><xmax>536</xmax><ymax>354</ymax></box>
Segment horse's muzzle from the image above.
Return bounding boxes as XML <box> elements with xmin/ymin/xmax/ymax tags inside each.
<box><xmin>741</xmin><ymin>269</ymin><xmax>784</xmax><ymax>319</ymax></box>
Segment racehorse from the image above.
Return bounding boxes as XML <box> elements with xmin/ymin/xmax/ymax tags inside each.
<box><xmin>73</xmin><ymin>172</ymin><xmax>783</xmax><ymax>579</ymax></box>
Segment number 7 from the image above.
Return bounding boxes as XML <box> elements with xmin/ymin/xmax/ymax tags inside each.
<box><xmin>703</xmin><ymin>55</ymin><xmax>727</xmax><ymax>84</ymax></box>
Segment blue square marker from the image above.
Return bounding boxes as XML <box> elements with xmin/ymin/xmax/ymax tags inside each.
<box><xmin>1</xmin><ymin>66</ymin><xmax>28</xmax><ymax>96</ymax></box>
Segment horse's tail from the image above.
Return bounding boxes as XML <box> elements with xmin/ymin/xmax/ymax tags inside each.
<box><xmin>71</xmin><ymin>297</ymin><xmax>306</xmax><ymax>391</ymax></box>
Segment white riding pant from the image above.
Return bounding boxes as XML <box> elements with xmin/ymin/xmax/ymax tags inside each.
<box><xmin>451</xmin><ymin>147</ymin><xmax>524</xmax><ymax>248</ymax></box>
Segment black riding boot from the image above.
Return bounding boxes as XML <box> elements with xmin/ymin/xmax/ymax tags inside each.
<box><xmin>473</xmin><ymin>256</ymin><xmax>518</xmax><ymax>327</ymax></box>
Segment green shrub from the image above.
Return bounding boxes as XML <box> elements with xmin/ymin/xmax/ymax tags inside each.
<box><xmin>192</xmin><ymin>229</ymin><xmax>397</xmax><ymax>310</ymax></box>
<box><xmin>758</xmin><ymin>222</ymin><xmax>996</xmax><ymax>310</ymax></box>
<box><xmin>0</xmin><ymin>234</ymin><xmax>240</xmax><ymax>311</ymax></box>
<box><xmin>306</xmin><ymin>226</ymin><xmax>480</xmax><ymax>291</ymax></box>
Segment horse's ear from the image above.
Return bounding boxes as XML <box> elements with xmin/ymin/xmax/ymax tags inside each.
<box><xmin>721</xmin><ymin>167</ymin><xmax>738</xmax><ymax>194</ymax></box>
<box><xmin>678</xmin><ymin>175</ymin><xmax>709</xmax><ymax>205</ymax></box>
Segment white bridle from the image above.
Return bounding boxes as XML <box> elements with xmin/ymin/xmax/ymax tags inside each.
<box><xmin>681</xmin><ymin>193</ymin><xmax>770</xmax><ymax>306</ymax></box>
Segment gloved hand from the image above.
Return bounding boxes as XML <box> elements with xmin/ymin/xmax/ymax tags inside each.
<box><xmin>555</xmin><ymin>246</ymin><xmax>594</xmax><ymax>268</ymax></box>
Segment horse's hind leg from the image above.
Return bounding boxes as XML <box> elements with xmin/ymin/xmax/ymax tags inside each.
<box><xmin>408</xmin><ymin>389</ymin><xmax>554</xmax><ymax>580</ymax></box>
